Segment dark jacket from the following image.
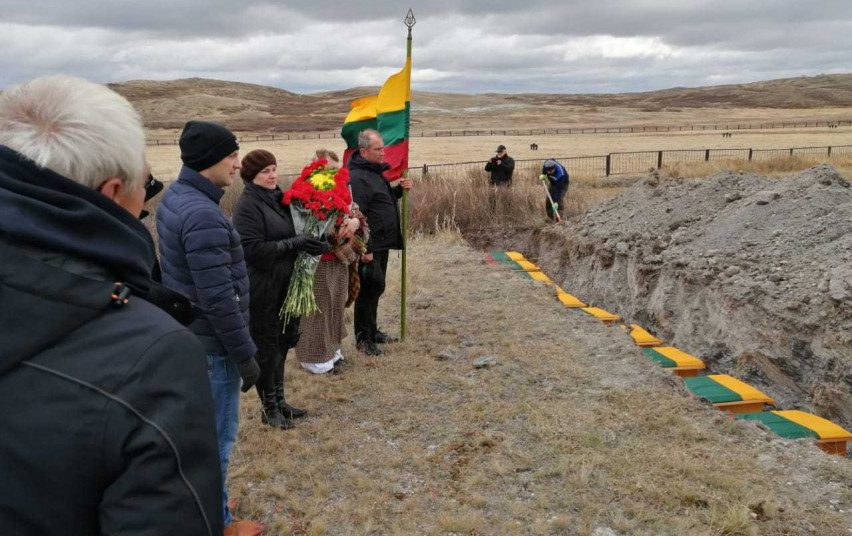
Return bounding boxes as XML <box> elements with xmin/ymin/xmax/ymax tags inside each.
<box><xmin>485</xmin><ymin>154</ymin><xmax>515</xmax><ymax>185</ymax></box>
<box><xmin>0</xmin><ymin>146</ymin><xmax>222</xmax><ymax>536</ymax></box>
<box><xmin>156</xmin><ymin>166</ymin><xmax>257</xmax><ymax>363</ymax></box>
<box><xmin>348</xmin><ymin>152</ymin><xmax>403</xmax><ymax>253</ymax></box>
<box><xmin>232</xmin><ymin>182</ymin><xmax>300</xmax><ymax>351</ymax></box>
<box><xmin>543</xmin><ymin>160</ymin><xmax>570</xmax><ymax>198</ymax></box>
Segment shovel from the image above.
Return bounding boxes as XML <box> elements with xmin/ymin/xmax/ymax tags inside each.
<box><xmin>539</xmin><ymin>174</ymin><xmax>562</xmax><ymax>223</ymax></box>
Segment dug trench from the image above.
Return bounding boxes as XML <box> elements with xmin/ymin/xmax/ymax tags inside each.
<box><xmin>465</xmin><ymin>164</ymin><xmax>852</xmax><ymax>430</ymax></box>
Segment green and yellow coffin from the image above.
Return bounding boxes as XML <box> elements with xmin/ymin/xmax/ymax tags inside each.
<box><xmin>738</xmin><ymin>410</ymin><xmax>852</xmax><ymax>456</ymax></box>
<box><xmin>554</xmin><ymin>286</ymin><xmax>587</xmax><ymax>308</ymax></box>
<box><xmin>683</xmin><ymin>374</ymin><xmax>775</xmax><ymax>413</ymax></box>
<box><xmin>642</xmin><ymin>346</ymin><xmax>706</xmax><ymax>377</ymax></box>
<box><xmin>487</xmin><ymin>251</ymin><xmax>553</xmax><ymax>283</ymax></box>
<box><xmin>624</xmin><ymin>324</ymin><xmax>664</xmax><ymax>347</ymax></box>
<box><xmin>580</xmin><ymin>307</ymin><xmax>621</xmax><ymax>324</ymax></box>
<box><xmin>486</xmin><ymin>250</ymin><xmax>523</xmax><ymax>269</ymax></box>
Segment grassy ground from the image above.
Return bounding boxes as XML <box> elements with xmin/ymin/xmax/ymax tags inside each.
<box><xmin>226</xmin><ymin>232</ymin><xmax>851</xmax><ymax>535</ymax></box>
<box><xmin>144</xmin><ymin>126</ymin><xmax>852</xmax><ymax>179</ymax></box>
<box><xmin>136</xmin><ymin>152</ymin><xmax>852</xmax><ymax>535</ymax></box>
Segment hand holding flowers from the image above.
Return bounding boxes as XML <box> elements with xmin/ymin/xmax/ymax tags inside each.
<box><xmin>280</xmin><ymin>159</ymin><xmax>352</xmax><ymax>323</ymax></box>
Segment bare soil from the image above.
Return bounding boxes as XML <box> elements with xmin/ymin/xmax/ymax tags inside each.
<box><xmin>470</xmin><ymin>165</ymin><xmax>852</xmax><ymax>430</ymax></box>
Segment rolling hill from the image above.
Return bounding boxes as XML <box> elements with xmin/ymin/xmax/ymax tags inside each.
<box><xmin>107</xmin><ymin>74</ymin><xmax>852</xmax><ymax>133</ymax></box>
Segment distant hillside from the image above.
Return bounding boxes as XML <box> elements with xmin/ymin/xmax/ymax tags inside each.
<box><xmin>108</xmin><ymin>74</ymin><xmax>852</xmax><ymax>132</ymax></box>
<box><xmin>503</xmin><ymin>74</ymin><xmax>852</xmax><ymax>109</ymax></box>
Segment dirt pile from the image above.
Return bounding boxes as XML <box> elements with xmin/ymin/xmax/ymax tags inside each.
<box><xmin>525</xmin><ymin>165</ymin><xmax>851</xmax><ymax>427</ymax></box>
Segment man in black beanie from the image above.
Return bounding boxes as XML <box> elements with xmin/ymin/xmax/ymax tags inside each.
<box><xmin>156</xmin><ymin>121</ymin><xmax>264</xmax><ymax>536</ymax></box>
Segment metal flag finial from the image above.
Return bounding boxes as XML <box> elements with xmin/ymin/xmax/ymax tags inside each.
<box><xmin>404</xmin><ymin>8</ymin><xmax>416</xmax><ymax>29</ymax></box>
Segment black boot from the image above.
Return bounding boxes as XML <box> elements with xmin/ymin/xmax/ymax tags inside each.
<box><xmin>374</xmin><ymin>330</ymin><xmax>399</xmax><ymax>344</ymax></box>
<box><xmin>357</xmin><ymin>339</ymin><xmax>383</xmax><ymax>356</ymax></box>
<box><xmin>260</xmin><ymin>390</ymin><xmax>294</xmax><ymax>430</ymax></box>
<box><xmin>275</xmin><ymin>381</ymin><xmax>307</xmax><ymax>419</ymax></box>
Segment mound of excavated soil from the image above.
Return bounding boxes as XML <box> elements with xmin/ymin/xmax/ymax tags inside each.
<box><xmin>526</xmin><ymin>165</ymin><xmax>851</xmax><ymax>428</ymax></box>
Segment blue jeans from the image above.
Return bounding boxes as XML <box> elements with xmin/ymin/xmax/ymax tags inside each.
<box><xmin>206</xmin><ymin>354</ymin><xmax>241</xmax><ymax>527</ymax></box>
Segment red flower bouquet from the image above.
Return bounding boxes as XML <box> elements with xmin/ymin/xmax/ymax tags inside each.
<box><xmin>280</xmin><ymin>159</ymin><xmax>352</xmax><ymax>322</ymax></box>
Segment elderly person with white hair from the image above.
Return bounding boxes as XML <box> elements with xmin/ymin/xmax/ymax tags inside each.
<box><xmin>0</xmin><ymin>76</ymin><xmax>223</xmax><ymax>536</ymax></box>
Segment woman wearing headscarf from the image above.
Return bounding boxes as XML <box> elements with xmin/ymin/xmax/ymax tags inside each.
<box><xmin>233</xmin><ymin>149</ymin><xmax>329</xmax><ymax>429</ymax></box>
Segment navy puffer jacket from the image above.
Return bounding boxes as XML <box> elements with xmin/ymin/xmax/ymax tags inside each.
<box><xmin>157</xmin><ymin>167</ymin><xmax>256</xmax><ymax>363</ymax></box>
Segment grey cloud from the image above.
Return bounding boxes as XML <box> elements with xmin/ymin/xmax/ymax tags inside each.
<box><xmin>0</xmin><ymin>1</ymin><xmax>850</xmax><ymax>93</ymax></box>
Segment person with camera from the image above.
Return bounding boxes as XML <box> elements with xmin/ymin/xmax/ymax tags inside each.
<box><xmin>484</xmin><ymin>144</ymin><xmax>515</xmax><ymax>187</ymax></box>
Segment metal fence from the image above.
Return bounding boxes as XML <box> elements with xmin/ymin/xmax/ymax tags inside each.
<box><xmin>145</xmin><ymin>120</ymin><xmax>852</xmax><ymax>146</ymax></box>
<box><xmin>408</xmin><ymin>144</ymin><xmax>852</xmax><ymax>181</ymax></box>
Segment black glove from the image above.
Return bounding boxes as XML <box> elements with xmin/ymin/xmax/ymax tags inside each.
<box><xmin>236</xmin><ymin>357</ymin><xmax>260</xmax><ymax>393</ymax></box>
<box><xmin>275</xmin><ymin>235</ymin><xmax>330</xmax><ymax>257</ymax></box>
<box><xmin>301</xmin><ymin>237</ymin><xmax>331</xmax><ymax>256</ymax></box>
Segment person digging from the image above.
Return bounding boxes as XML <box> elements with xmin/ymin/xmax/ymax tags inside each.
<box><xmin>539</xmin><ymin>159</ymin><xmax>569</xmax><ymax>222</ymax></box>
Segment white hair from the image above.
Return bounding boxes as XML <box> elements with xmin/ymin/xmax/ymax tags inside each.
<box><xmin>357</xmin><ymin>129</ymin><xmax>382</xmax><ymax>150</ymax></box>
<box><xmin>0</xmin><ymin>75</ymin><xmax>146</xmax><ymax>189</ymax></box>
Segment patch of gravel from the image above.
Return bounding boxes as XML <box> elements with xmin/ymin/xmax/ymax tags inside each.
<box><xmin>525</xmin><ymin>164</ymin><xmax>851</xmax><ymax>428</ymax></box>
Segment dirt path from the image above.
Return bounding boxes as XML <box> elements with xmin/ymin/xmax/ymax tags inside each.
<box><xmin>228</xmin><ymin>232</ymin><xmax>850</xmax><ymax>535</ymax></box>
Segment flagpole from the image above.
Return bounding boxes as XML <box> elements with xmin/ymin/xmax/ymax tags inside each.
<box><xmin>400</xmin><ymin>8</ymin><xmax>415</xmax><ymax>342</ymax></box>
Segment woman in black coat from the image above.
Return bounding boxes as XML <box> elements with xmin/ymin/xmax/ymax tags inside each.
<box><xmin>232</xmin><ymin>150</ymin><xmax>329</xmax><ymax>429</ymax></box>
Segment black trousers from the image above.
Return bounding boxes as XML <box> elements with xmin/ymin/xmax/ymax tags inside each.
<box><xmin>254</xmin><ymin>317</ymin><xmax>299</xmax><ymax>397</ymax></box>
<box><xmin>545</xmin><ymin>184</ymin><xmax>567</xmax><ymax>221</ymax></box>
<box><xmin>354</xmin><ymin>249</ymin><xmax>389</xmax><ymax>343</ymax></box>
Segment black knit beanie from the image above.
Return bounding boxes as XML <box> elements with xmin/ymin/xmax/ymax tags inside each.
<box><xmin>179</xmin><ymin>120</ymin><xmax>239</xmax><ymax>172</ymax></box>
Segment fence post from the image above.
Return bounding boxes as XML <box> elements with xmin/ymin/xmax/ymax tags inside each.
<box><xmin>657</xmin><ymin>151</ymin><xmax>663</xmax><ymax>169</ymax></box>
<box><xmin>422</xmin><ymin>163</ymin><xmax>428</xmax><ymax>175</ymax></box>
<box><xmin>748</xmin><ymin>148</ymin><xmax>753</xmax><ymax>161</ymax></box>
<box><xmin>828</xmin><ymin>146</ymin><xmax>832</xmax><ymax>157</ymax></box>
<box><xmin>705</xmin><ymin>149</ymin><xmax>710</xmax><ymax>162</ymax></box>
<box><xmin>605</xmin><ymin>154</ymin><xmax>611</xmax><ymax>176</ymax></box>
<box><xmin>789</xmin><ymin>148</ymin><xmax>794</xmax><ymax>156</ymax></box>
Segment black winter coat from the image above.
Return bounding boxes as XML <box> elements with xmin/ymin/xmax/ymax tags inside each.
<box><xmin>485</xmin><ymin>154</ymin><xmax>515</xmax><ymax>185</ymax></box>
<box><xmin>348</xmin><ymin>152</ymin><xmax>403</xmax><ymax>252</ymax></box>
<box><xmin>232</xmin><ymin>183</ymin><xmax>300</xmax><ymax>352</ymax></box>
<box><xmin>0</xmin><ymin>146</ymin><xmax>222</xmax><ymax>536</ymax></box>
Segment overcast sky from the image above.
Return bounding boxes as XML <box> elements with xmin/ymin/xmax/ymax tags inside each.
<box><xmin>2</xmin><ymin>1</ymin><xmax>850</xmax><ymax>94</ymax></box>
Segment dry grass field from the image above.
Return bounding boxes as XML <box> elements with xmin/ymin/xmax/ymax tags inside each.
<box><xmin>223</xmin><ymin>233</ymin><xmax>851</xmax><ymax>535</ymax></box>
<box><xmin>137</xmin><ymin>149</ymin><xmax>852</xmax><ymax>536</ymax></box>
<box><xmin>117</xmin><ymin>74</ymin><xmax>852</xmax><ymax>133</ymax></box>
<box><xmin>145</xmin><ymin>126</ymin><xmax>852</xmax><ymax>179</ymax></box>
<box><xmin>134</xmin><ymin>74</ymin><xmax>852</xmax><ymax>535</ymax></box>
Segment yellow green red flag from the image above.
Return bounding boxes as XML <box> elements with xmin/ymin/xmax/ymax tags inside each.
<box><xmin>341</xmin><ymin>58</ymin><xmax>411</xmax><ymax>179</ymax></box>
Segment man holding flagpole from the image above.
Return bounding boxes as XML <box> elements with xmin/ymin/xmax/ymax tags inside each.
<box><xmin>348</xmin><ymin>129</ymin><xmax>413</xmax><ymax>356</ymax></box>
<box><xmin>340</xmin><ymin>9</ymin><xmax>416</xmax><ymax>346</ymax></box>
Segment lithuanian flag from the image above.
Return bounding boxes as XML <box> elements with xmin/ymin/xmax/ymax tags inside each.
<box><xmin>341</xmin><ymin>58</ymin><xmax>411</xmax><ymax>180</ymax></box>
